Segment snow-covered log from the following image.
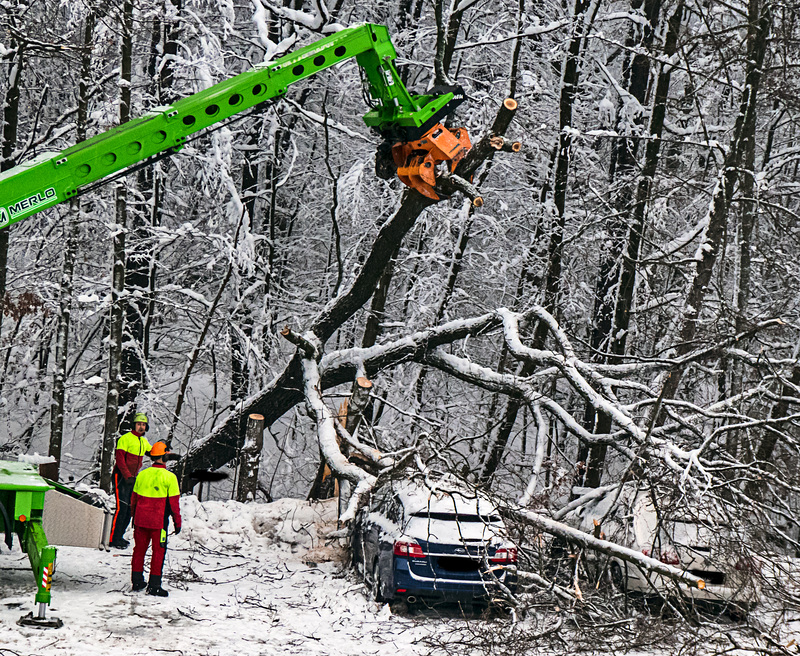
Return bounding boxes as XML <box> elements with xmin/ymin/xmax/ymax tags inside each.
<box><xmin>507</xmin><ymin>507</ymin><xmax>706</xmax><ymax>590</ymax></box>
<box><xmin>295</xmin><ymin>330</ymin><xmax>376</xmax><ymax>522</ymax></box>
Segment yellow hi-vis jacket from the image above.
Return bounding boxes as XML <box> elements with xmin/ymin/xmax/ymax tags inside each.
<box><xmin>114</xmin><ymin>431</ymin><xmax>151</xmax><ymax>479</ymax></box>
<box><xmin>131</xmin><ymin>463</ymin><xmax>182</xmax><ymax>531</ymax></box>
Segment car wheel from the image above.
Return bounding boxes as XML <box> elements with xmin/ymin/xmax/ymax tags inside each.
<box><xmin>610</xmin><ymin>560</ymin><xmax>627</xmax><ymax>592</ymax></box>
<box><xmin>390</xmin><ymin>598</ymin><xmax>411</xmax><ymax>615</ymax></box>
<box><xmin>371</xmin><ymin>560</ymin><xmax>389</xmax><ymax>603</ymax></box>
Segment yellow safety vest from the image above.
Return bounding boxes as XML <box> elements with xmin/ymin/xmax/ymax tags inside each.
<box><xmin>133</xmin><ymin>465</ymin><xmax>180</xmax><ymax>499</ymax></box>
<box><xmin>116</xmin><ymin>431</ymin><xmax>151</xmax><ymax>456</ymax></box>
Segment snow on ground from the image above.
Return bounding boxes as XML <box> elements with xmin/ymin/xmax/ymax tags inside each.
<box><xmin>0</xmin><ymin>496</ymin><xmax>435</xmax><ymax>656</ymax></box>
<box><xmin>4</xmin><ymin>495</ymin><xmax>797</xmax><ymax>655</ymax></box>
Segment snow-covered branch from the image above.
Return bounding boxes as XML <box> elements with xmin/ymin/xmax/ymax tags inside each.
<box><xmin>507</xmin><ymin>507</ymin><xmax>706</xmax><ymax>590</ymax></box>
<box><xmin>297</xmin><ymin>336</ymin><xmax>375</xmax><ymax>522</ymax></box>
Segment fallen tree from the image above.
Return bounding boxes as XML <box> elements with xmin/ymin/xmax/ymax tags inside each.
<box><xmin>177</xmin><ymin>98</ymin><xmax>522</xmax><ymax>490</ymax></box>
<box><xmin>506</xmin><ymin>506</ymin><xmax>706</xmax><ymax>590</ymax></box>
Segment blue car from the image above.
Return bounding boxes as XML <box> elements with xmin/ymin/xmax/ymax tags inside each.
<box><xmin>351</xmin><ymin>476</ymin><xmax>517</xmax><ymax>607</ymax></box>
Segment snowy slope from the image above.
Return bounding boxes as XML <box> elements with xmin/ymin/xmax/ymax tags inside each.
<box><xmin>0</xmin><ymin>496</ymin><xmax>433</xmax><ymax>655</ymax></box>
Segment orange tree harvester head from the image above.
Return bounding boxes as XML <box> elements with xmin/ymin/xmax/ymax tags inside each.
<box><xmin>0</xmin><ymin>23</ymin><xmax>472</xmax><ymax>229</ymax></box>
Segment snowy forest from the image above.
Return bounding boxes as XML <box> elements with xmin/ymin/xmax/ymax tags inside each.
<box><xmin>1</xmin><ymin>0</ymin><xmax>800</xmax><ymax>651</ymax></box>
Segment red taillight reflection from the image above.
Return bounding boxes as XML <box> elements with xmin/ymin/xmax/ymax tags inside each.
<box><xmin>642</xmin><ymin>547</ymin><xmax>679</xmax><ymax>565</ymax></box>
<box><xmin>490</xmin><ymin>547</ymin><xmax>518</xmax><ymax>564</ymax></box>
<box><xmin>393</xmin><ymin>540</ymin><xmax>425</xmax><ymax>558</ymax></box>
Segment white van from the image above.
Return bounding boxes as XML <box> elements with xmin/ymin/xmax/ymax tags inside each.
<box><xmin>564</xmin><ymin>485</ymin><xmax>759</xmax><ymax>613</ymax></box>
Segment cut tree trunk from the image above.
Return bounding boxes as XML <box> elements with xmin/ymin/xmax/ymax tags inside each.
<box><xmin>236</xmin><ymin>414</ymin><xmax>264</xmax><ymax>503</ymax></box>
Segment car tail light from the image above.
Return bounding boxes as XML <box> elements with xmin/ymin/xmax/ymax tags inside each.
<box><xmin>659</xmin><ymin>549</ymin><xmax>680</xmax><ymax>565</ymax></box>
<box><xmin>393</xmin><ymin>540</ymin><xmax>425</xmax><ymax>558</ymax></box>
<box><xmin>641</xmin><ymin>547</ymin><xmax>680</xmax><ymax>565</ymax></box>
<box><xmin>490</xmin><ymin>547</ymin><xmax>518</xmax><ymax>564</ymax></box>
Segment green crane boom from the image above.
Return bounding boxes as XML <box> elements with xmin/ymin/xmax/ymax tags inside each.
<box><xmin>0</xmin><ymin>23</ymin><xmax>470</xmax><ymax>227</ymax></box>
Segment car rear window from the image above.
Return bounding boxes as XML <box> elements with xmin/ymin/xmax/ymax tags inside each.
<box><xmin>411</xmin><ymin>512</ymin><xmax>502</xmax><ymax>523</ymax></box>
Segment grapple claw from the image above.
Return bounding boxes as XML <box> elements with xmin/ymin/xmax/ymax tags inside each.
<box><xmin>390</xmin><ymin>123</ymin><xmax>472</xmax><ymax>199</ymax></box>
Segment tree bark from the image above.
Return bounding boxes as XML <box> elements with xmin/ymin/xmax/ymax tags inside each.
<box><xmin>0</xmin><ymin>39</ymin><xmax>25</xmax><ymax>370</ymax></box>
<box><xmin>578</xmin><ymin>0</ymin><xmax>663</xmax><ymax>488</ymax></box>
<box><xmin>479</xmin><ymin>0</ymin><xmax>596</xmax><ymax>480</ymax></box>
<box><xmin>654</xmin><ymin>0</ymin><xmax>772</xmax><ymax>421</ymax></box>
<box><xmin>100</xmin><ymin>0</ymin><xmax>134</xmax><ymax>492</ymax></box>
<box><xmin>236</xmin><ymin>414</ymin><xmax>264</xmax><ymax>503</ymax></box>
<box><xmin>49</xmin><ymin>10</ymin><xmax>96</xmax><ymax>480</ymax></box>
<box><xmin>337</xmin><ymin>375</ymin><xmax>373</xmax><ymax>514</ymax></box>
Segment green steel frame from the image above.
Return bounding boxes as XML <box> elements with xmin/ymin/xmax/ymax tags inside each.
<box><xmin>0</xmin><ymin>461</ymin><xmax>57</xmax><ymax>615</ymax></box>
<box><xmin>0</xmin><ymin>23</ymin><xmax>462</xmax><ymax>229</ymax></box>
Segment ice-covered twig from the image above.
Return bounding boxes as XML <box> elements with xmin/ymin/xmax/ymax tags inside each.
<box><xmin>499</xmin><ymin>308</ymin><xmax>646</xmax><ymax>443</ymax></box>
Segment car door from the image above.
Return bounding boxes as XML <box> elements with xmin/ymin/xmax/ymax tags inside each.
<box><xmin>361</xmin><ymin>489</ymin><xmax>391</xmax><ymax>570</ymax></box>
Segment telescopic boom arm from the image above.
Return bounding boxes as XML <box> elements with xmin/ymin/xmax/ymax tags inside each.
<box><xmin>0</xmin><ymin>23</ymin><xmax>470</xmax><ymax>229</ymax></box>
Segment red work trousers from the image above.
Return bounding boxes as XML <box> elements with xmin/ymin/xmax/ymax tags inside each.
<box><xmin>132</xmin><ymin>525</ymin><xmax>166</xmax><ymax>577</ymax></box>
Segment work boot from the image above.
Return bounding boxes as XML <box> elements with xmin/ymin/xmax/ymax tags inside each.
<box><xmin>146</xmin><ymin>575</ymin><xmax>169</xmax><ymax>597</ymax></box>
<box><xmin>132</xmin><ymin>572</ymin><xmax>146</xmax><ymax>592</ymax></box>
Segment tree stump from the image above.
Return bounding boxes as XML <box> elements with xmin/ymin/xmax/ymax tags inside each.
<box><xmin>236</xmin><ymin>414</ymin><xmax>264</xmax><ymax>503</ymax></box>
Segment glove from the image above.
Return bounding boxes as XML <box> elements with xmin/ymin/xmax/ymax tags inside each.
<box><xmin>174</xmin><ymin>525</ymin><xmax>182</xmax><ymax>535</ymax></box>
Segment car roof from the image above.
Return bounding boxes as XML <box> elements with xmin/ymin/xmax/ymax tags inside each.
<box><xmin>388</xmin><ymin>476</ymin><xmax>499</xmax><ymax>517</ymax></box>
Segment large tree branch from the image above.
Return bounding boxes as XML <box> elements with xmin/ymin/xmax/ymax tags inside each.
<box><xmin>507</xmin><ymin>506</ymin><xmax>706</xmax><ymax>590</ymax></box>
<box><xmin>178</xmin><ymin>101</ymin><xmax>521</xmax><ymax>488</ymax></box>
<box><xmin>297</xmin><ymin>334</ymin><xmax>376</xmax><ymax>522</ymax></box>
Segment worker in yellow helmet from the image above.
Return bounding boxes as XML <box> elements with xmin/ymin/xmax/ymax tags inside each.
<box><xmin>109</xmin><ymin>412</ymin><xmax>151</xmax><ymax>549</ymax></box>
<box><xmin>130</xmin><ymin>441</ymin><xmax>182</xmax><ymax>596</ymax></box>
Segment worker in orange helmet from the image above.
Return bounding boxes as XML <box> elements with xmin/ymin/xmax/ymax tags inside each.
<box><xmin>130</xmin><ymin>441</ymin><xmax>182</xmax><ymax>597</ymax></box>
<box><xmin>109</xmin><ymin>412</ymin><xmax>151</xmax><ymax>549</ymax></box>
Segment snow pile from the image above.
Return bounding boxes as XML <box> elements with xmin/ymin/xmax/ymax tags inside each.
<box><xmin>16</xmin><ymin>453</ymin><xmax>56</xmax><ymax>465</ymax></box>
<box><xmin>0</xmin><ymin>495</ymin><xmax>430</xmax><ymax>656</ymax></box>
<box><xmin>184</xmin><ymin>495</ymin><xmax>337</xmax><ymax>552</ymax></box>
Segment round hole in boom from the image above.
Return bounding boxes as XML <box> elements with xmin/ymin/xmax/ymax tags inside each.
<box><xmin>153</xmin><ymin>130</ymin><xmax>167</xmax><ymax>143</ymax></box>
<box><xmin>313</xmin><ymin>55</ymin><xmax>325</xmax><ymax>67</ymax></box>
<box><xmin>102</xmin><ymin>153</ymin><xmax>116</xmax><ymax>166</ymax></box>
<box><xmin>292</xmin><ymin>64</ymin><xmax>304</xmax><ymax>76</ymax></box>
<box><xmin>77</xmin><ymin>164</ymin><xmax>91</xmax><ymax>177</ymax></box>
<box><xmin>127</xmin><ymin>141</ymin><xmax>142</xmax><ymax>154</ymax></box>
<box><xmin>335</xmin><ymin>46</ymin><xmax>346</xmax><ymax>57</ymax></box>
<box><xmin>183</xmin><ymin>115</ymin><xmax>196</xmax><ymax>126</ymax></box>
<box><xmin>228</xmin><ymin>93</ymin><xmax>243</xmax><ymax>106</ymax></box>
<box><xmin>205</xmin><ymin>104</ymin><xmax>219</xmax><ymax>116</ymax></box>
<box><xmin>252</xmin><ymin>83</ymin><xmax>265</xmax><ymax>96</ymax></box>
